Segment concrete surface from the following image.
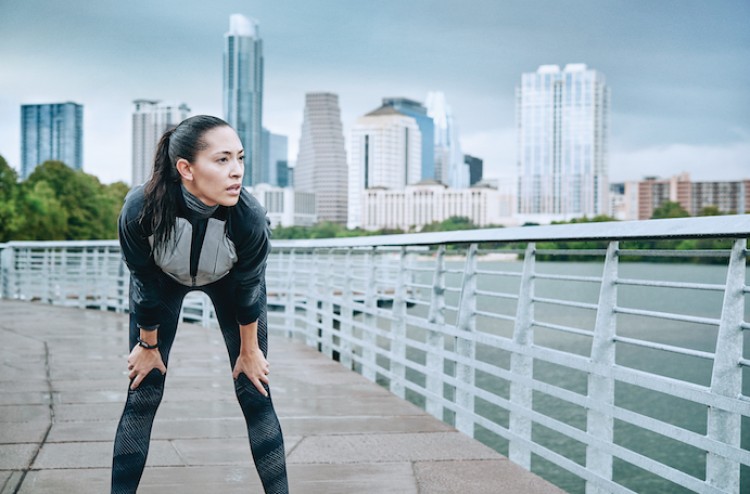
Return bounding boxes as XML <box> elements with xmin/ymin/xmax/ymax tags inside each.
<box><xmin>0</xmin><ymin>300</ymin><xmax>565</xmax><ymax>493</ymax></box>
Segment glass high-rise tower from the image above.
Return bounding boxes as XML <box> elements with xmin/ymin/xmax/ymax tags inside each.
<box><xmin>381</xmin><ymin>98</ymin><xmax>434</xmax><ymax>181</ymax></box>
<box><xmin>21</xmin><ymin>102</ymin><xmax>83</xmax><ymax>179</ymax></box>
<box><xmin>426</xmin><ymin>92</ymin><xmax>468</xmax><ymax>188</ymax></box>
<box><xmin>223</xmin><ymin>14</ymin><xmax>264</xmax><ymax>186</ymax></box>
<box><xmin>516</xmin><ymin>64</ymin><xmax>610</xmax><ymax>220</ymax></box>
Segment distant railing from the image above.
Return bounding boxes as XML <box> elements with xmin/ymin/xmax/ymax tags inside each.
<box><xmin>1</xmin><ymin>215</ymin><xmax>749</xmax><ymax>494</ymax></box>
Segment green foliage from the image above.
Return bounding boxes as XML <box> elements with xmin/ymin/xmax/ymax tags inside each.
<box><xmin>651</xmin><ymin>201</ymin><xmax>690</xmax><ymax>219</ymax></box>
<box><xmin>0</xmin><ymin>156</ymin><xmax>20</xmax><ymax>241</ymax></box>
<box><xmin>0</xmin><ymin>156</ymin><xmax>130</xmax><ymax>241</ymax></box>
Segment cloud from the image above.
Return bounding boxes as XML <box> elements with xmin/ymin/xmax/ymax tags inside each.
<box><xmin>609</xmin><ymin>141</ymin><xmax>750</xmax><ymax>182</ymax></box>
<box><xmin>460</xmin><ymin>128</ymin><xmax>516</xmax><ymax>180</ymax></box>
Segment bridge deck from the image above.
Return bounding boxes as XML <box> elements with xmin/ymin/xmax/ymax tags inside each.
<box><xmin>0</xmin><ymin>300</ymin><xmax>563</xmax><ymax>493</ymax></box>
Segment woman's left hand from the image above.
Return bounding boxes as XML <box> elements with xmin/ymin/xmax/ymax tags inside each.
<box><xmin>232</xmin><ymin>348</ymin><xmax>270</xmax><ymax>397</ymax></box>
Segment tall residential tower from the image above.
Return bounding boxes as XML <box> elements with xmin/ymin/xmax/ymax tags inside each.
<box><xmin>131</xmin><ymin>100</ymin><xmax>190</xmax><ymax>185</ymax></box>
<box><xmin>296</xmin><ymin>92</ymin><xmax>348</xmax><ymax>224</ymax></box>
<box><xmin>223</xmin><ymin>14</ymin><xmax>264</xmax><ymax>186</ymax></box>
<box><xmin>516</xmin><ymin>64</ymin><xmax>609</xmax><ymax>221</ymax></box>
<box><xmin>21</xmin><ymin>102</ymin><xmax>83</xmax><ymax>179</ymax></box>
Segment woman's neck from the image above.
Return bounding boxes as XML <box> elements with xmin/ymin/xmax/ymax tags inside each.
<box><xmin>180</xmin><ymin>183</ymin><xmax>219</xmax><ymax>219</ymax></box>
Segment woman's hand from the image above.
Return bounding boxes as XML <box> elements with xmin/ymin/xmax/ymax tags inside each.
<box><xmin>127</xmin><ymin>346</ymin><xmax>167</xmax><ymax>390</ymax></box>
<box><xmin>233</xmin><ymin>348</ymin><xmax>270</xmax><ymax>397</ymax></box>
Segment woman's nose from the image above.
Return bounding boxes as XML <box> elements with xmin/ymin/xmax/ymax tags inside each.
<box><xmin>231</xmin><ymin>159</ymin><xmax>243</xmax><ymax>178</ymax></box>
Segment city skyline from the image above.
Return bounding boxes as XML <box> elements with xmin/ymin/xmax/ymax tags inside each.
<box><xmin>1</xmin><ymin>0</ymin><xmax>748</xmax><ymax>185</ymax></box>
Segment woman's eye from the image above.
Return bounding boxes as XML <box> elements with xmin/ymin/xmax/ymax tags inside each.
<box><xmin>238</xmin><ymin>155</ymin><xmax>244</xmax><ymax>162</ymax></box>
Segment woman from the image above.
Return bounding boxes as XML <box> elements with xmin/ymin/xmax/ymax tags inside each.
<box><xmin>112</xmin><ymin>115</ymin><xmax>288</xmax><ymax>493</ymax></box>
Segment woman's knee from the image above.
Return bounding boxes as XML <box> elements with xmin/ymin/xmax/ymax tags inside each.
<box><xmin>127</xmin><ymin>369</ymin><xmax>167</xmax><ymax>412</ymax></box>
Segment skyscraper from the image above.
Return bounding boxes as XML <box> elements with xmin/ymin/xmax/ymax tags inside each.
<box><xmin>296</xmin><ymin>92</ymin><xmax>348</xmax><ymax>224</ymax></box>
<box><xmin>21</xmin><ymin>102</ymin><xmax>83</xmax><ymax>178</ymax></box>
<box><xmin>426</xmin><ymin>91</ymin><xmax>468</xmax><ymax>188</ymax></box>
<box><xmin>381</xmin><ymin>98</ymin><xmax>434</xmax><ymax>181</ymax></box>
<box><xmin>223</xmin><ymin>14</ymin><xmax>263</xmax><ymax>186</ymax></box>
<box><xmin>347</xmin><ymin>102</ymin><xmax>422</xmax><ymax>229</ymax></box>
<box><xmin>516</xmin><ymin>64</ymin><xmax>610</xmax><ymax>221</ymax></box>
<box><xmin>464</xmin><ymin>154</ymin><xmax>483</xmax><ymax>186</ymax></box>
<box><xmin>260</xmin><ymin>128</ymin><xmax>287</xmax><ymax>186</ymax></box>
<box><xmin>131</xmin><ymin>100</ymin><xmax>190</xmax><ymax>185</ymax></box>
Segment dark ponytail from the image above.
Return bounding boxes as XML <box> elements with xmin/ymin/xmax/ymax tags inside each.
<box><xmin>139</xmin><ymin>115</ymin><xmax>231</xmax><ymax>251</ymax></box>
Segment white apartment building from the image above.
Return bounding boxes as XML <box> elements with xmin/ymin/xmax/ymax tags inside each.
<box><xmin>347</xmin><ymin>105</ymin><xmax>422</xmax><ymax>229</ymax></box>
<box><xmin>131</xmin><ymin>100</ymin><xmax>190</xmax><ymax>185</ymax></box>
<box><xmin>360</xmin><ymin>180</ymin><xmax>517</xmax><ymax>231</ymax></box>
<box><xmin>516</xmin><ymin>64</ymin><xmax>610</xmax><ymax>223</ymax></box>
<box><xmin>246</xmin><ymin>184</ymin><xmax>316</xmax><ymax>228</ymax></box>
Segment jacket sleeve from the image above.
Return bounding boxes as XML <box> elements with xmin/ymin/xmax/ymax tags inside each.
<box><xmin>231</xmin><ymin>194</ymin><xmax>272</xmax><ymax>326</ymax></box>
<box><xmin>118</xmin><ymin>188</ymin><xmax>162</xmax><ymax>330</ymax></box>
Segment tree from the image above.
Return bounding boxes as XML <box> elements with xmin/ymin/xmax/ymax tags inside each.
<box><xmin>651</xmin><ymin>201</ymin><xmax>690</xmax><ymax>219</ymax></box>
<box><xmin>14</xmin><ymin>181</ymin><xmax>68</xmax><ymax>240</ymax></box>
<box><xmin>0</xmin><ymin>155</ymin><xmax>20</xmax><ymax>241</ymax></box>
<box><xmin>25</xmin><ymin>161</ymin><xmax>122</xmax><ymax>239</ymax></box>
<box><xmin>697</xmin><ymin>205</ymin><xmax>724</xmax><ymax>216</ymax></box>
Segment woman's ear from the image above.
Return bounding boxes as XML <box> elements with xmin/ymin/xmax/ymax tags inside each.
<box><xmin>175</xmin><ymin>158</ymin><xmax>193</xmax><ymax>181</ymax></box>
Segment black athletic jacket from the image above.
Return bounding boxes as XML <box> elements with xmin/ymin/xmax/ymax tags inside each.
<box><xmin>118</xmin><ymin>185</ymin><xmax>271</xmax><ymax>330</ymax></box>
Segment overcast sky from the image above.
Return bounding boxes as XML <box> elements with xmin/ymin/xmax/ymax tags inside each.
<box><xmin>1</xmin><ymin>0</ymin><xmax>748</xmax><ymax>184</ymax></box>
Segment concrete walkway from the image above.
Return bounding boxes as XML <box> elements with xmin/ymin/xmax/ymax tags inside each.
<box><xmin>0</xmin><ymin>300</ymin><xmax>564</xmax><ymax>493</ymax></box>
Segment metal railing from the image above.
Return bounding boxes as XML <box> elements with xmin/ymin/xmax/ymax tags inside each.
<box><xmin>1</xmin><ymin>215</ymin><xmax>749</xmax><ymax>494</ymax></box>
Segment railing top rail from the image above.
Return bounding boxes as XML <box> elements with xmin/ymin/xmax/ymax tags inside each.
<box><xmin>3</xmin><ymin>239</ymin><xmax>120</xmax><ymax>248</ymax></box>
<box><xmin>4</xmin><ymin>215</ymin><xmax>749</xmax><ymax>250</ymax></box>
<box><xmin>272</xmin><ymin>215</ymin><xmax>750</xmax><ymax>249</ymax></box>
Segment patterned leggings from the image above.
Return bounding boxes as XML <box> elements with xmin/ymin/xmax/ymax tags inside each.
<box><xmin>111</xmin><ymin>277</ymin><xmax>288</xmax><ymax>493</ymax></box>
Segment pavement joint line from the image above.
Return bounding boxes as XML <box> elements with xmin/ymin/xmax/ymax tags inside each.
<box><xmin>8</xmin><ymin>342</ymin><xmax>54</xmax><ymax>494</ymax></box>
<box><xmin>282</xmin><ymin>435</ymin><xmax>306</xmax><ymax>457</ymax></box>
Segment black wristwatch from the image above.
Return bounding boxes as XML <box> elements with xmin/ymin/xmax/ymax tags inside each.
<box><xmin>137</xmin><ymin>336</ymin><xmax>159</xmax><ymax>350</ymax></box>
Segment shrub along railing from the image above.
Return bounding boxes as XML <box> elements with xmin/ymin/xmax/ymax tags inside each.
<box><xmin>1</xmin><ymin>215</ymin><xmax>749</xmax><ymax>493</ymax></box>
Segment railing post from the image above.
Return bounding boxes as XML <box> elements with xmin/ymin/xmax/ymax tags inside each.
<box><xmin>426</xmin><ymin>245</ymin><xmax>447</xmax><ymax>419</ymax></box>
<box><xmin>361</xmin><ymin>247</ymin><xmax>378</xmax><ymax>382</ymax></box>
<box><xmin>339</xmin><ymin>249</ymin><xmax>354</xmax><ymax>369</ymax></box>
<box><xmin>284</xmin><ymin>249</ymin><xmax>296</xmax><ymax>339</ymax></box>
<box><xmin>706</xmin><ymin>238</ymin><xmax>746</xmax><ymax>493</ymax></box>
<box><xmin>320</xmin><ymin>248</ymin><xmax>335</xmax><ymax>359</ymax></box>
<box><xmin>389</xmin><ymin>246</ymin><xmax>408</xmax><ymax>399</ymax></box>
<box><xmin>509</xmin><ymin>242</ymin><xmax>536</xmax><ymax>469</ymax></box>
<box><xmin>0</xmin><ymin>245</ymin><xmax>12</xmax><ymax>299</ymax></box>
<box><xmin>586</xmin><ymin>241</ymin><xmax>619</xmax><ymax>494</ymax></box>
<box><xmin>455</xmin><ymin>243</ymin><xmax>478</xmax><ymax>436</ymax></box>
<box><xmin>305</xmin><ymin>249</ymin><xmax>319</xmax><ymax>348</ymax></box>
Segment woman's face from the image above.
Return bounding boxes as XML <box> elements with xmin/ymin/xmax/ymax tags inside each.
<box><xmin>178</xmin><ymin>125</ymin><xmax>244</xmax><ymax>207</ymax></box>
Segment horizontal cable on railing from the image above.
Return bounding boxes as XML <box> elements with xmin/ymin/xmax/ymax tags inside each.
<box><xmin>474</xmin><ymin>309</ymin><xmax>516</xmax><ymax>322</ymax></box>
<box><xmin>616</xmin><ymin>278</ymin><xmax>726</xmax><ymax>291</ymax></box>
<box><xmin>614</xmin><ymin>306</ymin><xmax>720</xmax><ymax>326</ymax></box>
<box><xmin>613</xmin><ymin>336</ymin><xmax>715</xmax><ymax>360</ymax></box>
<box><xmin>738</xmin><ymin>358</ymin><xmax>750</xmax><ymax>368</ymax></box>
<box><xmin>535</xmin><ymin>249</ymin><xmax>607</xmax><ymax>257</ymax></box>
<box><xmin>618</xmin><ymin>249</ymin><xmax>730</xmax><ymax>258</ymax></box>
<box><xmin>531</xmin><ymin>296</ymin><xmax>599</xmax><ymax>311</ymax></box>
<box><xmin>532</xmin><ymin>319</ymin><xmax>593</xmax><ymax>338</ymax></box>
<box><xmin>474</xmin><ymin>289</ymin><xmax>518</xmax><ymax>300</ymax></box>
<box><xmin>474</xmin><ymin>268</ymin><xmax>523</xmax><ymax>277</ymax></box>
<box><xmin>403</xmin><ymin>297</ymin><xmax>431</xmax><ymax>308</ymax></box>
<box><xmin>532</xmin><ymin>273</ymin><xmax>603</xmax><ymax>283</ymax></box>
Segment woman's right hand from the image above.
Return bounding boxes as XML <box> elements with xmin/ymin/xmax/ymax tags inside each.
<box><xmin>127</xmin><ymin>345</ymin><xmax>167</xmax><ymax>390</ymax></box>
